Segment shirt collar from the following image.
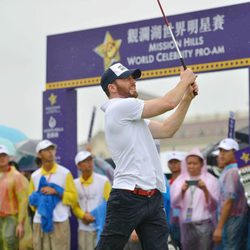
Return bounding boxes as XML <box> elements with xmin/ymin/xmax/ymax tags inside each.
<box><xmin>80</xmin><ymin>174</ymin><xmax>93</xmax><ymax>185</ymax></box>
<box><xmin>101</xmin><ymin>98</ymin><xmax>123</xmax><ymax>112</ymax></box>
<box><xmin>224</xmin><ymin>162</ymin><xmax>238</xmax><ymax>171</ymax></box>
<box><xmin>41</xmin><ymin>163</ymin><xmax>57</xmax><ymax>175</ymax></box>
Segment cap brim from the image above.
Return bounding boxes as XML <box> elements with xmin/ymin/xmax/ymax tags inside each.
<box><xmin>218</xmin><ymin>146</ymin><xmax>234</xmax><ymax>151</ymax></box>
<box><xmin>217</xmin><ymin>144</ymin><xmax>232</xmax><ymax>151</ymax></box>
<box><xmin>40</xmin><ymin>144</ymin><xmax>56</xmax><ymax>152</ymax></box>
<box><xmin>47</xmin><ymin>144</ymin><xmax>56</xmax><ymax>150</ymax></box>
<box><xmin>168</xmin><ymin>157</ymin><xmax>181</xmax><ymax>162</ymax></box>
<box><xmin>0</xmin><ymin>151</ymin><xmax>9</xmax><ymax>156</ymax></box>
<box><xmin>118</xmin><ymin>68</ymin><xmax>141</xmax><ymax>80</ymax></box>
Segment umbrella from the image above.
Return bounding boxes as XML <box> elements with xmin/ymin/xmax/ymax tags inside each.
<box><xmin>16</xmin><ymin>139</ymin><xmax>40</xmax><ymax>157</ymax></box>
<box><xmin>18</xmin><ymin>155</ymin><xmax>39</xmax><ymax>172</ymax></box>
<box><xmin>94</xmin><ymin>156</ymin><xmax>114</xmax><ymax>184</ymax></box>
<box><xmin>235</xmin><ymin>126</ymin><xmax>249</xmax><ymax>144</ymax></box>
<box><xmin>0</xmin><ymin>137</ymin><xmax>17</xmax><ymax>156</ymax></box>
<box><xmin>0</xmin><ymin>125</ymin><xmax>27</xmax><ymax>144</ymax></box>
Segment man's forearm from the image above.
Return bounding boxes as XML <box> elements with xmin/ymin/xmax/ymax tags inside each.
<box><xmin>163</xmin><ymin>80</ymin><xmax>190</xmax><ymax>109</ymax></box>
<box><xmin>161</xmin><ymin>96</ymin><xmax>191</xmax><ymax>137</ymax></box>
<box><xmin>142</xmin><ymin>80</ymin><xmax>189</xmax><ymax>119</ymax></box>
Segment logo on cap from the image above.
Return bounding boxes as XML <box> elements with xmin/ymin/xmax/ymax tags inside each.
<box><xmin>94</xmin><ymin>31</ymin><xmax>122</xmax><ymax>70</ymax></box>
<box><xmin>110</xmin><ymin>63</ymin><xmax>128</xmax><ymax>76</ymax></box>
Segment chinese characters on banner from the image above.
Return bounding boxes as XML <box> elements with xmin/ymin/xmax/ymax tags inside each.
<box><xmin>126</xmin><ymin>14</ymin><xmax>225</xmax><ymax>65</ymax></box>
<box><xmin>46</xmin><ymin>3</ymin><xmax>250</xmax><ymax>90</ymax></box>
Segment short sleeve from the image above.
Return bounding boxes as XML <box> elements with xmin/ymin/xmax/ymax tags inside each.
<box><xmin>116</xmin><ymin>98</ymin><xmax>144</xmax><ymax>121</ymax></box>
<box><xmin>144</xmin><ymin>119</ymin><xmax>150</xmax><ymax>126</ymax></box>
<box><xmin>223</xmin><ymin>170</ymin><xmax>239</xmax><ymax>200</ymax></box>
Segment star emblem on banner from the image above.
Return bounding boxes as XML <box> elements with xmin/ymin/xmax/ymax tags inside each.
<box><xmin>240</xmin><ymin>152</ymin><xmax>250</xmax><ymax>164</ymax></box>
<box><xmin>48</xmin><ymin>93</ymin><xmax>57</xmax><ymax>106</ymax></box>
<box><xmin>94</xmin><ymin>31</ymin><xmax>122</xmax><ymax>70</ymax></box>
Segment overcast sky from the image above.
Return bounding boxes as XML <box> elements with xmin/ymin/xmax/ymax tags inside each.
<box><xmin>0</xmin><ymin>0</ymin><xmax>249</xmax><ymax>144</ymax></box>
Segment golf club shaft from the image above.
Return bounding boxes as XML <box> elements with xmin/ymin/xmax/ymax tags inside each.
<box><xmin>156</xmin><ymin>0</ymin><xmax>186</xmax><ymax>69</ymax></box>
<box><xmin>87</xmin><ymin>106</ymin><xmax>96</xmax><ymax>143</ymax></box>
<box><xmin>156</xmin><ymin>0</ymin><xmax>198</xmax><ymax>95</ymax></box>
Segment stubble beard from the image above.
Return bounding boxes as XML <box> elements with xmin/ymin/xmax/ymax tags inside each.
<box><xmin>116</xmin><ymin>85</ymin><xmax>138</xmax><ymax>98</ymax></box>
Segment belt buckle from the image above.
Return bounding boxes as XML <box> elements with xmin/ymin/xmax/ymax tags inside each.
<box><xmin>133</xmin><ymin>188</ymin><xmax>156</xmax><ymax>197</ymax></box>
<box><xmin>147</xmin><ymin>190</ymin><xmax>154</xmax><ymax>197</ymax></box>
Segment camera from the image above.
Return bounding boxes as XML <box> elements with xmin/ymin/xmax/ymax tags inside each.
<box><xmin>185</xmin><ymin>180</ymin><xmax>198</xmax><ymax>186</ymax></box>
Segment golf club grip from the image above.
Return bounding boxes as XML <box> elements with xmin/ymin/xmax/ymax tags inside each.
<box><xmin>180</xmin><ymin>58</ymin><xmax>198</xmax><ymax>96</ymax></box>
<box><xmin>180</xmin><ymin>58</ymin><xmax>187</xmax><ymax>70</ymax></box>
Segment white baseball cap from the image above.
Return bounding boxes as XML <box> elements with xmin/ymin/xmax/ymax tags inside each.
<box><xmin>0</xmin><ymin>145</ymin><xmax>9</xmax><ymax>155</ymax></box>
<box><xmin>167</xmin><ymin>151</ymin><xmax>185</xmax><ymax>163</ymax></box>
<box><xmin>218</xmin><ymin>138</ymin><xmax>239</xmax><ymax>151</ymax></box>
<box><xmin>36</xmin><ymin>140</ymin><xmax>56</xmax><ymax>154</ymax></box>
<box><xmin>75</xmin><ymin>151</ymin><xmax>92</xmax><ymax>165</ymax></box>
<box><xmin>100</xmin><ymin>63</ymin><xmax>141</xmax><ymax>91</ymax></box>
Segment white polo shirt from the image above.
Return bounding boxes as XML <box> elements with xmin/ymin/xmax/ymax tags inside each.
<box><xmin>101</xmin><ymin>98</ymin><xmax>166</xmax><ymax>192</ymax></box>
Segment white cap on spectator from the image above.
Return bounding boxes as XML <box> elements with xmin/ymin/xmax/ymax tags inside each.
<box><xmin>75</xmin><ymin>151</ymin><xmax>92</xmax><ymax>165</ymax></box>
<box><xmin>0</xmin><ymin>145</ymin><xmax>9</xmax><ymax>155</ymax></box>
<box><xmin>218</xmin><ymin>138</ymin><xmax>239</xmax><ymax>151</ymax></box>
<box><xmin>36</xmin><ymin>140</ymin><xmax>56</xmax><ymax>154</ymax></box>
<box><xmin>167</xmin><ymin>151</ymin><xmax>185</xmax><ymax>163</ymax></box>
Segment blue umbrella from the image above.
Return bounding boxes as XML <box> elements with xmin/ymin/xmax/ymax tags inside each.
<box><xmin>0</xmin><ymin>125</ymin><xmax>27</xmax><ymax>144</ymax></box>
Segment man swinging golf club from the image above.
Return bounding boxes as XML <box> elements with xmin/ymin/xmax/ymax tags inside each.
<box><xmin>96</xmin><ymin>62</ymin><xmax>198</xmax><ymax>250</ymax></box>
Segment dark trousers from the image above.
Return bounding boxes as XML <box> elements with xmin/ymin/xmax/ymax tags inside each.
<box><xmin>96</xmin><ymin>189</ymin><xmax>168</xmax><ymax>250</ymax></box>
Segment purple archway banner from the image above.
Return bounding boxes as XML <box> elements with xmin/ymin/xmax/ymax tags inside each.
<box><xmin>43</xmin><ymin>89</ymin><xmax>77</xmax><ymax>177</ymax></box>
<box><xmin>43</xmin><ymin>89</ymin><xmax>78</xmax><ymax>250</ymax></box>
<box><xmin>46</xmin><ymin>3</ymin><xmax>250</xmax><ymax>90</ymax></box>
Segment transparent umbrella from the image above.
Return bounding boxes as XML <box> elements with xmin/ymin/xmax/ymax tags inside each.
<box><xmin>15</xmin><ymin>139</ymin><xmax>40</xmax><ymax>157</ymax></box>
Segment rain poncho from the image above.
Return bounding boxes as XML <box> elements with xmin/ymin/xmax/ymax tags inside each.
<box><xmin>0</xmin><ymin>167</ymin><xmax>29</xmax><ymax>221</ymax></box>
<box><xmin>218</xmin><ymin>163</ymin><xmax>248</xmax><ymax>249</ymax></box>
<box><xmin>170</xmin><ymin>148</ymin><xmax>219</xmax><ymax>250</ymax></box>
<box><xmin>0</xmin><ymin>167</ymin><xmax>30</xmax><ymax>250</ymax></box>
